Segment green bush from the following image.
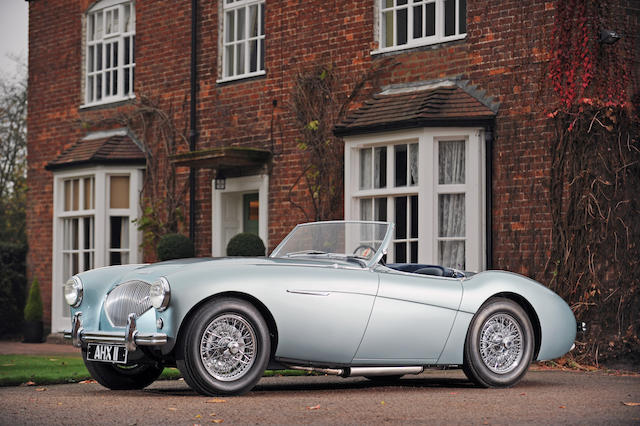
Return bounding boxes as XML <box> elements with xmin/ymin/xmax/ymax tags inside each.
<box><xmin>24</xmin><ymin>277</ymin><xmax>43</xmax><ymax>322</ymax></box>
<box><xmin>0</xmin><ymin>242</ymin><xmax>27</xmax><ymax>337</ymax></box>
<box><xmin>226</xmin><ymin>233</ymin><xmax>266</xmax><ymax>256</ymax></box>
<box><xmin>156</xmin><ymin>233</ymin><xmax>195</xmax><ymax>261</ymax></box>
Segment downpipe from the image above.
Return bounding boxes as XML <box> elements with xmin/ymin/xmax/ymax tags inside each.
<box><xmin>286</xmin><ymin>365</ymin><xmax>424</xmax><ymax>378</ymax></box>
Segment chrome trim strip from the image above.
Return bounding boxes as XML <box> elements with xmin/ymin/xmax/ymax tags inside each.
<box><xmin>286</xmin><ymin>289</ymin><xmax>331</xmax><ymax>296</ymax></box>
<box><xmin>64</xmin><ymin>311</ymin><xmax>167</xmax><ymax>349</ymax></box>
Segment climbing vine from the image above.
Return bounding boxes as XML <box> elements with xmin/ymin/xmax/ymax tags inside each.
<box><xmin>546</xmin><ymin>0</ymin><xmax>639</xmax><ymax>364</ymax></box>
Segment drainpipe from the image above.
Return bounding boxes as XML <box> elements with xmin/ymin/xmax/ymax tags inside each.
<box><xmin>189</xmin><ymin>0</ymin><xmax>198</xmax><ymax>243</ymax></box>
<box><xmin>484</xmin><ymin>126</ymin><xmax>494</xmax><ymax>270</ymax></box>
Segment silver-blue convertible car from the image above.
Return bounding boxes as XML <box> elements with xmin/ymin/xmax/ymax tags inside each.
<box><xmin>64</xmin><ymin>221</ymin><xmax>576</xmax><ymax>395</ymax></box>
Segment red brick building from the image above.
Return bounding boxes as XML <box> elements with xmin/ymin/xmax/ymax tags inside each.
<box><xmin>27</xmin><ymin>0</ymin><xmax>635</xmax><ymax>333</ymax></box>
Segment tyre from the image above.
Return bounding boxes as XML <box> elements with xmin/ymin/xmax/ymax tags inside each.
<box><xmin>82</xmin><ymin>351</ymin><xmax>163</xmax><ymax>390</ymax></box>
<box><xmin>463</xmin><ymin>297</ymin><xmax>534</xmax><ymax>388</ymax></box>
<box><xmin>176</xmin><ymin>298</ymin><xmax>270</xmax><ymax>396</ymax></box>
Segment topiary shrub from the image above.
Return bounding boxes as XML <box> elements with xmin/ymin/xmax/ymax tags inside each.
<box><xmin>226</xmin><ymin>233</ymin><xmax>266</xmax><ymax>256</ymax></box>
<box><xmin>24</xmin><ymin>277</ymin><xmax>43</xmax><ymax>323</ymax></box>
<box><xmin>156</xmin><ymin>233</ymin><xmax>195</xmax><ymax>261</ymax></box>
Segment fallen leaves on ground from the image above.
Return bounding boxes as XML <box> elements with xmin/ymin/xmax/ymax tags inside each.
<box><xmin>23</xmin><ymin>381</ymin><xmax>36</xmax><ymax>386</ymax></box>
<box><xmin>206</xmin><ymin>399</ymin><xmax>226</xmax><ymax>404</ymax></box>
<box><xmin>306</xmin><ymin>404</ymin><xmax>321</xmax><ymax>410</ymax></box>
<box><xmin>35</xmin><ymin>388</ymin><xmax>46</xmax><ymax>392</ymax></box>
<box><xmin>623</xmin><ymin>402</ymin><xmax>640</xmax><ymax>406</ymax></box>
<box><xmin>79</xmin><ymin>379</ymin><xmax>97</xmax><ymax>384</ymax></box>
<box><xmin>211</xmin><ymin>420</ymin><xmax>224</xmax><ymax>424</ymax></box>
<box><xmin>559</xmin><ymin>406</ymin><xmax>566</xmax><ymax>409</ymax></box>
<box><xmin>168</xmin><ymin>407</ymin><xmax>177</xmax><ymax>411</ymax></box>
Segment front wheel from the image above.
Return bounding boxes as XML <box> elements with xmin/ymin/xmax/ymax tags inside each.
<box><xmin>82</xmin><ymin>351</ymin><xmax>164</xmax><ymax>390</ymax></box>
<box><xmin>177</xmin><ymin>298</ymin><xmax>270</xmax><ymax>396</ymax></box>
<box><xmin>463</xmin><ymin>297</ymin><xmax>534</xmax><ymax>388</ymax></box>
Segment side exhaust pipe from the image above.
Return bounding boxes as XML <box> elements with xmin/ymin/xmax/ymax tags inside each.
<box><xmin>287</xmin><ymin>365</ymin><xmax>424</xmax><ymax>378</ymax></box>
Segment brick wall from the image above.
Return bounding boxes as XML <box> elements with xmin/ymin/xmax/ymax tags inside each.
<box><xmin>29</xmin><ymin>0</ymin><xmax>624</xmax><ymax>328</ymax></box>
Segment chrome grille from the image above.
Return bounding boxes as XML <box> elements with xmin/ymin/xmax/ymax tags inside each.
<box><xmin>104</xmin><ymin>280</ymin><xmax>152</xmax><ymax>327</ymax></box>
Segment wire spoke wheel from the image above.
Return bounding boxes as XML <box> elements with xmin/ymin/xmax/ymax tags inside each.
<box><xmin>479</xmin><ymin>313</ymin><xmax>523</xmax><ymax>374</ymax></box>
<box><xmin>200</xmin><ymin>314</ymin><xmax>257</xmax><ymax>381</ymax></box>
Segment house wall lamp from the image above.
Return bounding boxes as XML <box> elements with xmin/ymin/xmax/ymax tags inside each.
<box><xmin>598</xmin><ymin>29</ymin><xmax>622</xmax><ymax>45</ymax></box>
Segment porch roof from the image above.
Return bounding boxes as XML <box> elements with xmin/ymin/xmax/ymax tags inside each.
<box><xmin>334</xmin><ymin>80</ymin><xmax>498</xmax><ymax>136</ymax></box>
<box><xmin>170</xmin><ymin>146</ymin><xmax>272</xmax><ymax>177</ymax></box>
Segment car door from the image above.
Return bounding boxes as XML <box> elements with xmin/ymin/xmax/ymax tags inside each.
<box><xmin>353</xmin><ymin>267</ymin><xmax>462</xmax><ymax>364</ymax></box>
<box><xmin>270</xmin><ymin>263</ymin><xmax>379</xmax><ymax>365</ymax></box>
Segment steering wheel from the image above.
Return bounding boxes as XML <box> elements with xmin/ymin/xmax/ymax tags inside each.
<box><xmin>353</xmin><ymin>245</ymin><xmax>376</xmax><ymax>259</ymax></box>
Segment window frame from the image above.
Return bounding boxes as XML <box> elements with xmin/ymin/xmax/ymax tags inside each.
<box><xmin>218</xmin><ymin>0</ymin><xmax>266</xmax><ymax>83</ymax></box>
<box><xmin>373</xmin><ymin>0</ymin><xmax>467</xmax><ymax>55</ymax></box>
<box><xmin>51</xmin><ymin>165</ymin><xmax>143</xmax><ymax>332</ymax></box>
<box><xmin>344</xmin><ymin>127</ymin><xmax>485</xmax><ymax>271</ymax></box>
<box><xmin>82</xmin><ymin>0</ymin><xmax>136</xmax><ymax>108</ymax></box>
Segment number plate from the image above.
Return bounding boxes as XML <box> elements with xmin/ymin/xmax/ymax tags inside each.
<box><xmin>87</xmin><ymin>343</ymin><xmax>128</xmax><ymax>364</ymax></box>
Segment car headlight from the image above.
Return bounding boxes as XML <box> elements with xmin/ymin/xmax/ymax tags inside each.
<box><xmin>149</xmin><ymin>277</ymin><xmax>171</xmax><ymax>311</ymax></box>
<box><xmin>63</xmin><ymin>276</ymin><xmax>83</xmax><ymax>307</ymax></box>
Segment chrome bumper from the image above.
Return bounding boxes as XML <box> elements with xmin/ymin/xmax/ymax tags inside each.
<box><xmin>63</xmin><ymin>312</ymin><xmax>167</xmax><ymax>351</ymax></box>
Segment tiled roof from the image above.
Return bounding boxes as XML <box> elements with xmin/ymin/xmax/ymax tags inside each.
<box><xmin>46</xmin><ymin>134</ymin><xmax>145</xmax><ymax>170</ymax></box>
<box><xmin>334</xmin><ymin>83</ymin><xmax>497</xmax><ymax>136</ymax></box>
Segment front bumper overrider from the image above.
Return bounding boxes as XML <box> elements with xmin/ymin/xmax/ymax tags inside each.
<box><xmin>64</xmin><ymin>312</ymin><xmax>167</xmax><ymax>351</ymax></box>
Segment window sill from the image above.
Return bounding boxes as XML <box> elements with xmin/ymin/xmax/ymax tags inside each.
<box><xmin>370</xmin><ymin>34</ymin><xmax>467</xmax><ymax>56</ymax></box>
<box><xmin>216</xmin><ymin>70</ymin><xmax>266</xmax><ymax>85</ymax></box>
<box><xmin>80</xmin><ymin>95</ymin><xmax>136</xmax><ymax>111</ymax></box>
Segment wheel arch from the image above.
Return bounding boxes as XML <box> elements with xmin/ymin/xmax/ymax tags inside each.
<box><xmin>489</xmin><ymin>292</ymin><xmax>542</xmax><ymax>360</ymax></box>
<box><xmin>175</xmin><ymin>291</ymin><xmax>279</xmax><ymax>361</ymax></box>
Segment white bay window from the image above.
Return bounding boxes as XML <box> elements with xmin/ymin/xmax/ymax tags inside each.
<box><xmin>52</xmin><ymin>166</ymin><xmax>143</xmax><ymax>332</ymax></box>
<box><xmin>345</xmin><ymin>128</ymin><xmax>484</xmax><ymax>271</ymax></box>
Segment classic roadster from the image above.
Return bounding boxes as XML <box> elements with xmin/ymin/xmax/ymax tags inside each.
<box><xmin>64</xmin><ymin>221</ymin><xmax>576</xmax><ymax>395</ymax></box>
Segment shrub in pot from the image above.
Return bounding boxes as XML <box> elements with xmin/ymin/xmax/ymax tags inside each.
<box><xmin>156</xmin><ymin>233</ymin><xmax>195</xmax><ymax>261</ymax></box>
<box><xmin>23</xmin><ymin>277</ymin><xmax>43</xmax><ymax>343</ymax></box>
<box><xmin>226</xmin><ymin>233</ymin><xmax>266</xmax><ymax>256</ymax></box>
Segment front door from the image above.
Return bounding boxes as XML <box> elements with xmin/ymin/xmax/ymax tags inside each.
<box><xmin>242</xmin><ymin>193</ymin><xmax>259</xmax><ymax>235</ymax></box>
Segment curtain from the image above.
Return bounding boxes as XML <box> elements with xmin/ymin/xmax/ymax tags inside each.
<box><xmin>360</xmin><ymin>148</ymin><xmax>372</xmax><ymax>189</ymax></box>
<box><xmin>409</xmin><ymin>143</ymin><xmax>419</xmax><ymax>185</ymax></box>
<box><xmin>438</xmin><ymin>140</ymin><xmax>465</xmax><ymax>184</ymax></box>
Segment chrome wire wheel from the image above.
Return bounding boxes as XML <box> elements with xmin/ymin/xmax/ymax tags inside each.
<box><xmin>200</xmin><ymin>314</ymin><xmax>257</xmax><ymax>382</ymax></box>
<box><xmin>479</xmin><ymin>313</ymin><xmax>523</xmax><ymax>374</ymax></box>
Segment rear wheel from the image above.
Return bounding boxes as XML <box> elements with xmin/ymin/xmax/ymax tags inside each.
<box><xmin>177</xmin><ymin>298</ymin><xmax>270</xmax><ymax>396</ymax></box>
<box><xmin>82</xmin><ymin>351</ymin><xmax>163</xmax><ymax>390</ymax></box>
<box><xmin>463</xmin><ymin>297</ymin><xmax>534</xmax><ymax>388</ymax></box>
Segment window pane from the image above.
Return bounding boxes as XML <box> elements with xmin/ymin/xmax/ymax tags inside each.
<box><xmin>132</xmin><ymin>36</ymin><xmax>135</xmax><ymax>63</ymax></box>
<box><xmin>383</xmin><ymin>10</ymin><xmax>393</xmax><ymax>47</ymax></box>
<box><xmin>72</xmin><ymin>218</ymin><xmax>79</xmax><ymax>250</ymax></box>
<box><xmin>226</xmin><ymin>11</ymin><xmax>235</xmax><ymax>42</ymax></box>
<box><xmin>64</xmin><ymin>180</ymin><xmax>71</xmax><ymax>211</ymax></box>
<box><xmin>360</xmin><ymin>198</ymin><xmax>372</xmax><ymax>221</ymax></box>
<box><xmin>236</xmin><ymin>43</ymin><xmax>245</xmax><ymax>75</ymax></box>
<box><xmin>237</xmin><ymin>8</ymin><xmax>245</xmax><ymax>41</ymax></box>
<box><xmin>124</xmin><ymin>68</ymin><xmax>130</xmax><ymax>94</ymax></box>
<box><xmin>72</xmin><ymin>179</ymin><xmax>79</xmax><ymax>211</ymax></box>
<box><xmin>374</xmin><ymin>147</ymin><xmax>387</xmax><ymax>188</ymax></box>
<box><xmin>413</xmin><ymin>5</ymin><xmax>422</xmax><ymax>38</ymax></box>
<box><xmin>375</xmin><ymin>198</ymin><xmax>387</xmax><ymax>221</ymax></box>
<box><xmin>394</xmin><ymin>242</ymin><xmax>407</xmax><ymax>263</ymax></box>
<box><xmin>409</xmin><ymin>143</ymin><xmax>418</xmax><ymax>185</ymax></box>
<box><xmin>249</xmin><ymin>5</ymin><xmax>258</xmax><ymax>37</ymax></box>
<box><xmin>426</xmin><ymin>2</ymin><xmax>435</xmax><ymax>36</ymax></box>
<box><xmin>110</xmin><ymin>175</ymin><xmax>130</xmax><ymax>209</ymax></box>
<box><xmin>410</xmin><ymin>194</ymin><xmax>418</xmax><ymax>238</ymax></box>
<box><xmin>96</xmin><ymin>44</ymin><xmax>102</xmax><ymax>70</ymax></box>
<box><xmin>83</xmin><ymin>177</ymin><xmax>94</xmax><ymax>210</ymax></box>
<box><xmin>395</xmin><ymin>196</ymin><xmax>407</xmax><ymax>239</ymax></box>
<box><xmin>396</xmin><ymin>8</ymin><xmax>408</xmax><ymax>45</ymax></box>
<box><xmin>124</xmin><ymin>4</ymin><xmax>132</xmax><ymax>32</ymax></box>
<box><xmin>394</xmin><ymin>145</ymin><xmax>407</xmax><ymax>187</ymax></box>
<box><xmin>88</xmin><ymin>46</ymin><xmax>94</xmax><ymax>72</ymax></box>
<box><xmin>96</xmin><ymin>75</ymin><xmax>102</xmax><ymax>99</ymax></box>
<box><xmin>89</xmin><ymin>14</ymin><xmax>95</xmax><ymax>41</ymax></box>
<box><xmin>260</xmin><ymin>3</ymin><xmax>265</xmax><ymax>35</ymax></box>
<box><xmin>249</xmin><ymin>40</ymin><xmax>258</xmax><ymax>72</ymax></box>
<box><xmin>226</xmin><ymin>45</ymin><xmax>234</xmax><ymax>76</ymax></box>
<box><xmin>439</xmin><ymin>241</ymin><xmax>465</xmax><ymax>269</ymax></box>
<box><xmin>444</xmin><ymin>0</ymin><xmax>456</xmax><ymax>36</ymax></box>
<box><xmin>105</xmin><ymin>71</ymin><xmax>111</xmax><ymax>95</ymax></box>
<box><xmin>438</xmin><ymin>193</ymin><xmax>465</xmax><ymax>237</ymax></box>
<box><xmin>439</xmin><ymin>140</ymin><xmax>465</xmax><ymax>184</ymax></box>
<box><xmin>410</xmin><ymin>241</ymin><xmax>418</xmax><ymax>263</ymax></box>
<box><xmin>88</xmin><ymin>76</ymin><xmax>94</xmax><ymax>101</ymax></box>
<box><xmin>259</xmin><ymin>39</ymin><xmax>264</xmax><ymax>70</ymax></box>
<box><xmin>106</xmin><ymin>43</ymin><xmax>111</xmax><ymax>68</ymax></box>
<box><xmin>113</xmin><ymin>41</ymin><xmax>118</xmax><ymax>67</ymax></box>
<box><xmin>459</xmin><ymin>0</ymin><xmax>466</xmax><ymax>33</ymax></box>
<box><xmin>112</xmin><ymin>8</ymin><xmax>119</xmax><ymax>33</ymax></box>
<box><xmin>95</xmin><ymin>12</ymin><xmax>103</xmax><ymax>39</ymax></box>
<box><xmin>359</xmin><ymin>148</ymin><xmax>372</xmax><ymax>189</ymax></box>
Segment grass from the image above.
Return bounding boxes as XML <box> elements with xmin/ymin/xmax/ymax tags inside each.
<box><xmin>0</xmin><ymin>354</ymin><xmax>310</xmax><ymax>387</ymax></box>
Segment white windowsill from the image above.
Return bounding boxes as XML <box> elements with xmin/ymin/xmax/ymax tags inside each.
<box><xmin>370</xmin><ymin>33</ymin><xmax>467</xmax><ymax>56</ymax></box>
<box><xmin>217</xmin><ymin>70</ymin><xmax>266</xmax><ymax>84</ymax></box>
<box><xmin>80</xmin><ymin>94</ymin><xmax>136</xmax><ymax>110</ymax></box>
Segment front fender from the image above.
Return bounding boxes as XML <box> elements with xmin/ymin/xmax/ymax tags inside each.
<box><xmin>460</xmin><ymin>271</ymin><xmax>576</xmax><ymax>361</ymax></box>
